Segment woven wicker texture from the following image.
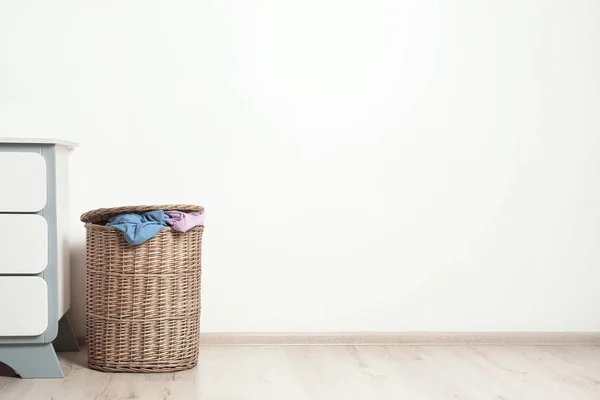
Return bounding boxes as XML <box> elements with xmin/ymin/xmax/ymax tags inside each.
<box><xmin>83</xmin><ymin>205</ymin><xmax>203</xmax><ymax>373</ymax></box>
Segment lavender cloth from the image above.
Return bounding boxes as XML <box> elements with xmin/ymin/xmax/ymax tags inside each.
<box><xmin>166</xmin><ymin>211</ymin><xmax>205</xmax><ymax>232</ymax></box>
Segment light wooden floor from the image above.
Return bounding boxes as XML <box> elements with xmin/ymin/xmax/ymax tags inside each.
<box><xmin>1</xmin><ymin>345</ymin><xmax>599</xmax><ymax>399</ymax></box>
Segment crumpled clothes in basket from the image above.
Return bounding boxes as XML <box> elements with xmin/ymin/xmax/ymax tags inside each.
<box><xmin>165</xmin><ymin>210</ymin><xmax>205</xmax><ymax>233</ymax></box>
<box><xmin>107</xmin><ymin>210</ymin><xmax>204</xmax><ymax>245</ymax></box>
<box><xmin>107</xmin><ymin>210</ymin><xmax>169</xmax><ymax>245</ymax></box>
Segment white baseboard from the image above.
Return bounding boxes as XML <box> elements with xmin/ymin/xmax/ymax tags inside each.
<box><xmin>76</xmin><ymin>332</ymin><xmax>600</xmax><ymax>347</ymax></box>
<box><xmin>197</xmin><ymin>332</ymin><xmax>600</xmax><ymax>346</ymax></box>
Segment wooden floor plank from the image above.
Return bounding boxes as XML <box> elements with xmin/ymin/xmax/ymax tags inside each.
<box><xmin>1</xmin><ymin>346</ymin><xmax>598</xmax><ymax>400</ymax></box>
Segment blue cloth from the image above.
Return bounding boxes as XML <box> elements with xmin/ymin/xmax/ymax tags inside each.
<box><xmin>107</xmin><ymin>210</ymin><xmax>169</xmax><ymax>245</ymax></box>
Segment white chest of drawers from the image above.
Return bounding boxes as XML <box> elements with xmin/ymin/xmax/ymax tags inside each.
<box><xmin>0</xmin><ymin>138</ymin><xmax>79</xmax><ymax>379</ymax></box>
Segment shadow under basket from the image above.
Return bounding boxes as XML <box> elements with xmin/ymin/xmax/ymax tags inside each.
<box><xmin>81</xmin><ymin>204</ymin><xmax>204</xmax><ymax>373</ymax></box>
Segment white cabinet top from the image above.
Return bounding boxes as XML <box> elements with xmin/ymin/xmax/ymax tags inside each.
<box><xmin>0</xmin><ymin>137</ymin><xmax>78</xmax><ymax>148</ymax></box>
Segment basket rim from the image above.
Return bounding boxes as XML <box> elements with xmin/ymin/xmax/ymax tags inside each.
<box><xmin>84</xmin><ymin>223</ymin><xmax>204</xmax><ymax>233</ymax></box>
<box><xmin>80</xmin><ymin>204</ymin><xmax>204</xmax><ymax>224</ymax></box>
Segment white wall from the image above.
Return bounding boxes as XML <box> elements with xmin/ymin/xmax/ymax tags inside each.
<box><xmin>1</xmin><ymin>1</ymin><xmax>599</xmax><ymax>335</ymax></box>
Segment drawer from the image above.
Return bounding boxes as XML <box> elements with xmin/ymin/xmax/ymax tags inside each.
<box><xmin>0</xmin><ymin>152</ymin><xmax>47</xmax><ymax>212</ymax></box>
<box><xmin>0</xmin><ymin>214</ymin><xmax>48</xmax><ymax>274</ymax></box>
<box><xmin>0</xmin><ymin>277</ymin><xmax>48</xmax><ymax>336</ymax></box>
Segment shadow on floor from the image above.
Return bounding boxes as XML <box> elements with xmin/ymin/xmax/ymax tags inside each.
<box><xmin>58</xmin><ymin>349</ymin><xmax>87</xmax><ymax>369</ymax></box>
<box><xmin>0</xmin><ymin>362</ymin><xmax>16</xmax><ymax>378</ymax></box>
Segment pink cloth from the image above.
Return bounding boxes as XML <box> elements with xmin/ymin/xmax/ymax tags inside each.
<box><xmin>165</xmin><ymin>211</ymin><xmax>205</xmax><ymax>232</ymax></box>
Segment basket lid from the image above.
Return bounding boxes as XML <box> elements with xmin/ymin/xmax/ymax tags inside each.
<box><xmin>80</xmin><ymin>204</ymin><xmax>204</xmax><ymax>224</ymax></box>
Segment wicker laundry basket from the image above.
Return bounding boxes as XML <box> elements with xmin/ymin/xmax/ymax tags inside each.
<box><xmin>80</xmin><ymin>204</ymin><xmax>204</xmax><ymax>373</ymax></box>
